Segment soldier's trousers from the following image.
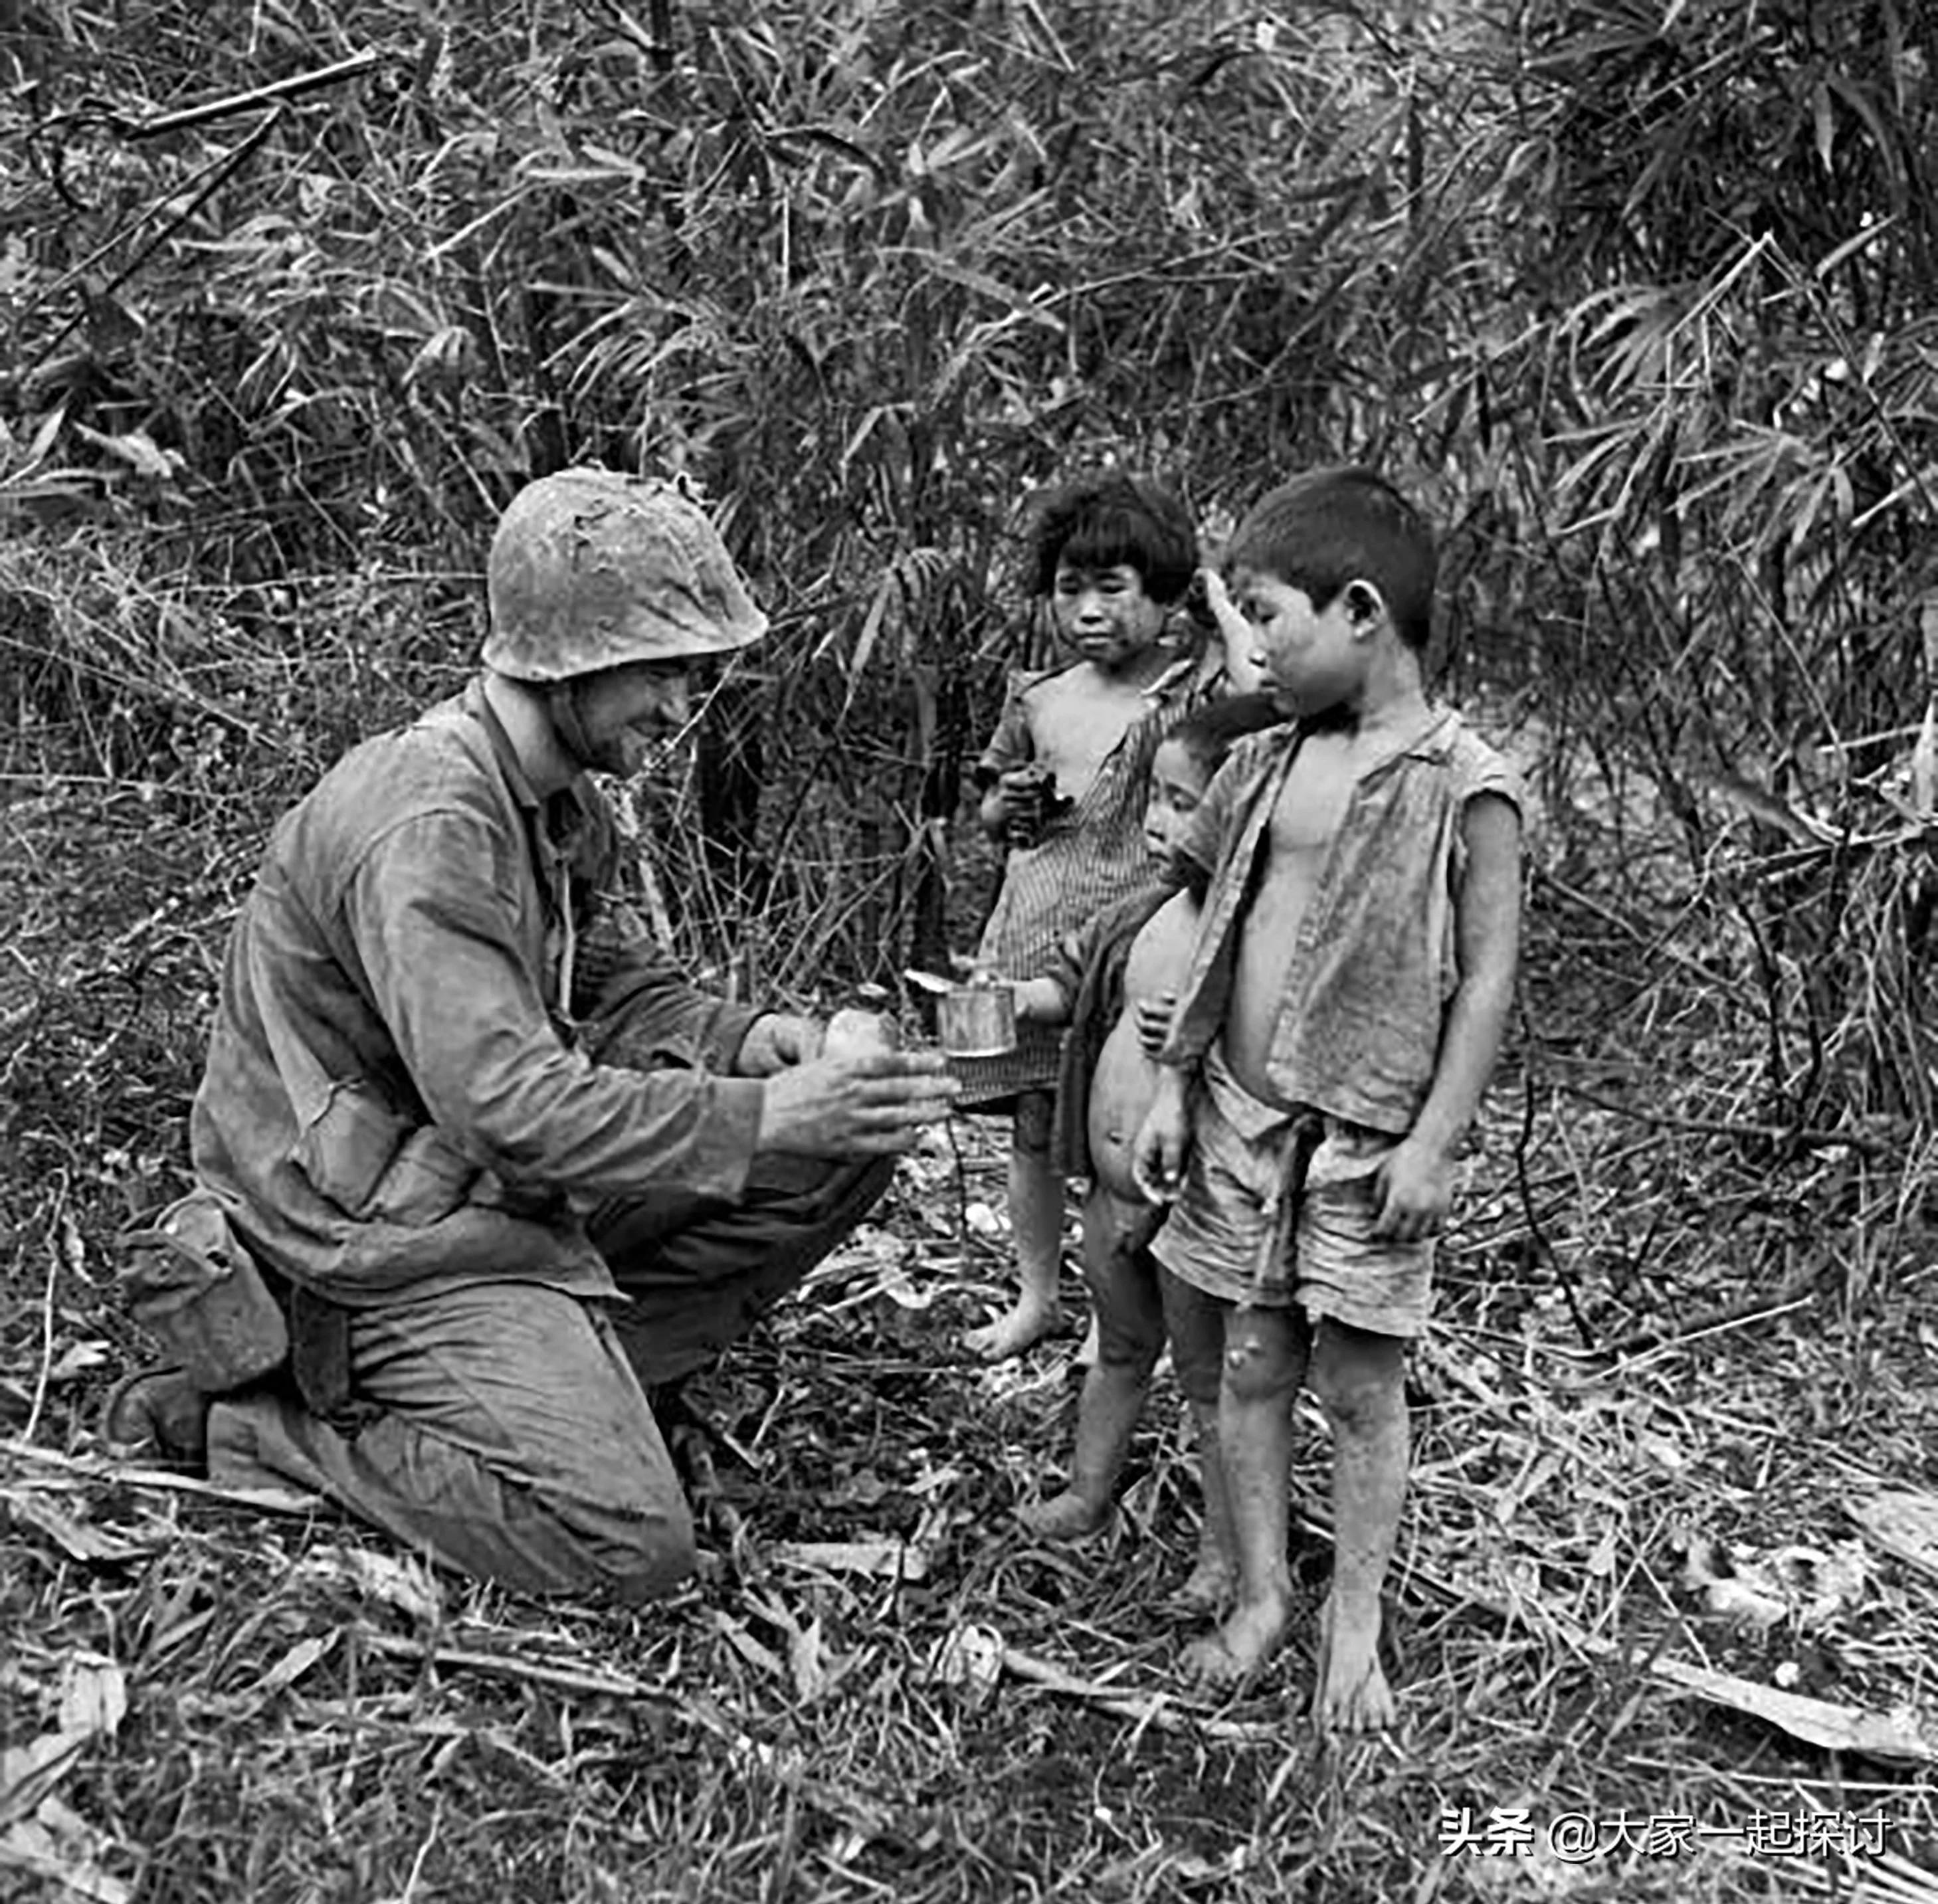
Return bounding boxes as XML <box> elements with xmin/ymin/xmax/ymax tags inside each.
<box><xmin>206</xmin><ymin>1155</ymin><xmax>894</xmax><ymax>1602</ymax></box>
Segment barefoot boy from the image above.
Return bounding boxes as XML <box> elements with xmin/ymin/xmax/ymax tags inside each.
<box><xmin>1008</xmin><ymin>696</ymin><xmax>1285</xmax><ymax>1587</ymax></box>
<box><xmin>1132</xmin><ymin>468</ymin><xmax>1523</xmax><ymax>1732</ymax></box>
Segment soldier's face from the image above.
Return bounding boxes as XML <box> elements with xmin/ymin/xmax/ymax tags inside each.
<box><xmin>574</xmin><ymin>661</ymin><xmax>692</xmax><ymax>776</ymax></box>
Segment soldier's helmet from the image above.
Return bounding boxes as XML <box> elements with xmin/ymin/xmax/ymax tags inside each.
<box><xmin>482</xmin><ymin>467</ymin><xmax>767</xmax><ymax>680</ymax></box>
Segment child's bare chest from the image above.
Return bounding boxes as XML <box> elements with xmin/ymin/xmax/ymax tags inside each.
<box><xmin>1027</xmin><ymin>668</ymin><xmax>1153</xmax><ymax>797</ymax></box>
<box><xmin>1264</xmin><ymin>739</ymin><xmax>1356</xmax><ymax>864</ymax></box>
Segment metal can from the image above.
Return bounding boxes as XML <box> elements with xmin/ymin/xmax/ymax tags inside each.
<box><xmin>936</xmin><ymin>983</ymin><xmax>1017</xmax><ymax>1058</ymax></box>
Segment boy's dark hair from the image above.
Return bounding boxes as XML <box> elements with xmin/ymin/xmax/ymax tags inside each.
<box><xmin>1028</xmin><ymin>473</ymin><xmax>1197</xmax><ymax>605</ymax></box>
<box><xmin>1165</xmin><ymin>693</ymin><xmax>1284</xmax><ymax>781</ymax></box>
<box><xmin>1226</xmin><ymin>466</ymin><xmax>1437</xmax><ymax>652</ymax></box>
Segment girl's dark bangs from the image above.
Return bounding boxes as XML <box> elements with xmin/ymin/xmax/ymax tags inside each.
<box><xmin>1056</xmin><ymin>508</ymin><xmax>1151</xmax><ymax>577</ymax></box>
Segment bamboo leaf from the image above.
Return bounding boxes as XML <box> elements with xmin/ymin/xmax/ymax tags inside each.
<box><xmin>1826</xmin><ymin>74</ymin><xmax>1903</xmax><ymax>190</ymax></box>
<box><xmin>1654</xmin><ymin>1658</ymin><xmax>1938</xmax><ymax>1764</ymax></box>
<box><xmin>1913</xmin><ymin>700</ymin><xmax>1938</xmax><ymax>818</ymax></box>
<box><xmin>1813</xmin><ymin>216</ymin><xmax>1893</xmax><ymax>282</ymax></box>
<box><xmin>1812</xmin><ymin>76</ymin><xmax>1836</xmax><ymax>173</ymax></box>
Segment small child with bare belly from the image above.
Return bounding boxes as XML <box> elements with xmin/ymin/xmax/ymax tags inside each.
<box><xmin>1007</xmin><ymin>697</ymin><xmax>1286</xmax><ymax>1584</ymax></box>
<box><xmin>959</xmin><ymin>475</ymin><xmax>1258</xmax><ymax>1361</ymax></box>
<box><xmin>1133</xmin><ymin>469</ymin><xmax>1524</xmax><ymax>1734</ymax></box>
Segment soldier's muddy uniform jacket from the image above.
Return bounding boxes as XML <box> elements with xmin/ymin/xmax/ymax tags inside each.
<box><xmin>193</xmin><ymin>674</ymin><xmax>762</xmax><ymax>1315</ymax></box>
<box><xmin>185</xmin><ymin>676</ymin><xmax>888</xmax><ymax>1602</ymax></box>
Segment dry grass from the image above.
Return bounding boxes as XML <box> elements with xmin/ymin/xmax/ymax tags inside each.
<box><xmin>4</xmin><ymin>553</ymin><xmax>1938</xmax><ymax>1904</ymax></box>
<box><xmin>7</xmin><ymin>752</ymin><xmax>1938</xmax><ymax>1903</ymax></box>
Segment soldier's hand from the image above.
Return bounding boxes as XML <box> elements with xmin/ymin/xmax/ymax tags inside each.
<box><xmin>737</xmin><ymin>1012</ymin><xmax>824</xmax><ymax>1077</ymax></box>
<box><xmin>755</xmin><ymin>1051</ymin><xmax>957</xmax><ymax>1159</ymax></box>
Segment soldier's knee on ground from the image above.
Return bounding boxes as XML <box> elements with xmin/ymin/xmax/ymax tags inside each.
<box><xmin>207</xmin><ymin>1387</ymin><xmax>702</xmax><ymax>1606</ymax></box>
<box><xmin>552</xmin><ymin>1415</ymin><xmax>702</xmax><ymax>1604</ymax></box>
<box><xmin>575</xmin><ymin>1491</ymin><xmax>699</xmax><ymax>1605</ymax></box>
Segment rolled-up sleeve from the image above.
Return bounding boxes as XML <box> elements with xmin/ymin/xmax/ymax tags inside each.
<box><xmin>576</xmin><ymin>905</ymin><xmax>764</xmax><ymax>1075</ymax></box>
<box><xmin>347</xmin><ymin>812</ymin><xmax>763</xmax><ymax>1204</ymax></box>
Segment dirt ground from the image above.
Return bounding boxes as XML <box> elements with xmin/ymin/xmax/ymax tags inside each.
<box><xmin>5</xmin><ymin>771</ymin><xmax>1938</xmax><ymax>1904</ymax></box>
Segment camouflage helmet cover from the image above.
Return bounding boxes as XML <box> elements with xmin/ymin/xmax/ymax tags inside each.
<box><xmin>482</xmin><ymin>467</ymin><xmax>767</xmax><ymax>679</ymax></box>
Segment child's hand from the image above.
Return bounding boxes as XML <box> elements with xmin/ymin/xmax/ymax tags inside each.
<box><xmin>991</xmin><ymin>766</ymin><xmax>1050</xmax><ymax>818</ymax></box>
<box><xmin>1012</xmin><ymin>977</ymin><xmax>1069</xmax><ymax>1026</ymax></box>
<box><xmin>1370</xmin><ymin>1138</ymin><xmax>1454</xmax><ymax>1242</ymax></box>
<box><xmin>992</xmin><ymin>765</ymin><xmax>1064</xmax><ymax>848</ymax></box>
<box><xmin>1134</xmin><ymin>990</ymin><xmax>1177</xmax><ymax>1059</ymax></box>
<box><xmin>1131</xmin><ymin>1089</ymin><xmax>1191</xmax><ymax>1204</ymax></box>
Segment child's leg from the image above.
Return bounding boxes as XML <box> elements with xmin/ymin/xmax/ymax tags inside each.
<box><xmin>1183</xmin><ymin>1302</ymin><xmax>1310</xmax><ymax>1685</ymax></box>
<box><xmin>965</xmin><ymin>1092</ymin><xmax>1065</xmax><ymax>1360</ymax></box>
<box><xmin>1018</xmin><ymin>1188</ymin><xmax>1163</xmax><ymax>1537</ymax></box>
<box><xmin>1159</xmin><ymin>1269</ymin><xmax>1236</xmax><ymax>1610</ymax></box>
<box><xmin>1306</xmin><ymin>1318</ymin><xmax>1407</xmax><ymax>1733</ymax></box>
<box><xmin>1179</xmin><ymin>1397</ymin><xmax>1235</xmax><ymax>1610</ymax></box>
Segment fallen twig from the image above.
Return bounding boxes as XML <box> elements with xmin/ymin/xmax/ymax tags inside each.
<box><xmin>356</xmin><ymin>1629</ymin><xmax>682</xmax><ymax>1706</ymax></box>
<box><xmin>1602</xmin><ymin>1284</ymin><xmax>1823</xmax><ymax>1363</ymax></box>
<box><xmin>1551</xmin><ymin>1078</ymin><xmax>1896</xmax><ymax>1156</ymax></box>
<box><xmin>20</xmin><ymin>1175</ymin><xmax>65</xmax><ymax>1446</ymax></box>
<box><xmin>1</xmin><ymin>1438</ymin><xmax>325</xmax><ymax>1517</ymax></box>
<box><xmin>1514</xmin><ymin>1054</ymin><xmax>1598</xmax><ymax>1351</ymax></box>
<box><xmin>997</xmin><ymin>1644</ymin><xmax>1277</xmax><ymax>1742</ymax></box>
<box><xmin>46</xmin><ymin>50</ymin><xmax>386</xmax><ymax>140</ymax></box>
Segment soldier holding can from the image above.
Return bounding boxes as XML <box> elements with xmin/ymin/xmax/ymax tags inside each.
<box><xmin>105</xmin><ymin>468</ymin><xmax>955</xmax><ymax>1600</ymax></box>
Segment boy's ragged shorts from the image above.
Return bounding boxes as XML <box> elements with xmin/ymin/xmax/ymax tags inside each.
<box><xmin>1147</xmin><ymin>1045</ymin><xmax>1434</xmax><ymax>1338</ymax></box>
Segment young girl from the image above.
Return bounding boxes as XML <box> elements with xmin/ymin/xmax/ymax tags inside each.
<box><xmin>1010</xmin><ymin>698</ymin><xmax>1286</xmax><ymax>1586</ymax></box>
<box><xmin>958</xmin><ymin>474</ymin><xmax>1256</xmax><ymax>1360</ymax></box>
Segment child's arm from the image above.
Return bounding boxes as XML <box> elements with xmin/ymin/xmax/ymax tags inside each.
<box><xmin>979</xmin><ymin>770</ymin><xmax>1048</xmax><ymax>842</ymax></box>
<box><xmin>1013</xmin><ymin>976</ymin><xmax>1071</xmax><ymax>1026</ymax></box>
<box><xmin>1373</xmin><ymin>792</ymin><xmax>1523</xmax><ymax>1240</ymax></box>
<box><xmin>1197</xmin><ymin>568</ymin><xmax>1266</xmax><ymax>696</ymax></box>
<box><xmin>1131</xmin><ymin>1063</ymin><xmax>1191</xmax><ymax>1204</ymax></box>
<box><xmin>1011</xmin><ymin>900</ymin><xmax>1108</xmax><ymax>1028</ymax></box>
<box><xmin>975</xmin><ymin>668</ymin><xmax>1036</xmax><ymax>840</ymax></box>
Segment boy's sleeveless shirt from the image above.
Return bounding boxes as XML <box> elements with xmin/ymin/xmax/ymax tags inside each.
<box><xmin>1160</xmin><ymin>709</ymin><xmax>1523</xmax><ymax>1135</ymax></box>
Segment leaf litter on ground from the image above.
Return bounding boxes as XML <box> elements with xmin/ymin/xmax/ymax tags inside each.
<box><xmin>7</xmin><ymin>820</ymin><xmax>1938</xmax><ymax>1899</ymax></box>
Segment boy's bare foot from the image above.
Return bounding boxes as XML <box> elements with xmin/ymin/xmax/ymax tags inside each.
<box><xmin>1016</xmin><ymin>1489</ymin><xmax>1112</xmax><ymax>1540</ymax></box>
<box><xmin>1181</xmin><ymin>1588</ymin><xmax>1294</xmax><ymax>1686</ymax></box>
<box><xmin>1172</xmin><ymin>1551</ymin><xmax>1235</xmax><ymax>1614</ymax></box>
<box><xmin>963</xmin><ymin>1297</ymin><xmax>1062</xmax><ymax>1361</ymax></box>
<box><xmin>1311</xmin><ymin>1591</ymin><xmax>1395</xmax><ymax>1733</ymax></box>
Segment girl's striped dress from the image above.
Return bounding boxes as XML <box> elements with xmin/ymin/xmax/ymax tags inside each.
<box><xmin>957</xmin><ymin>650</ymin><xmax>1218</xmax><ymax>1109</ymax></box>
